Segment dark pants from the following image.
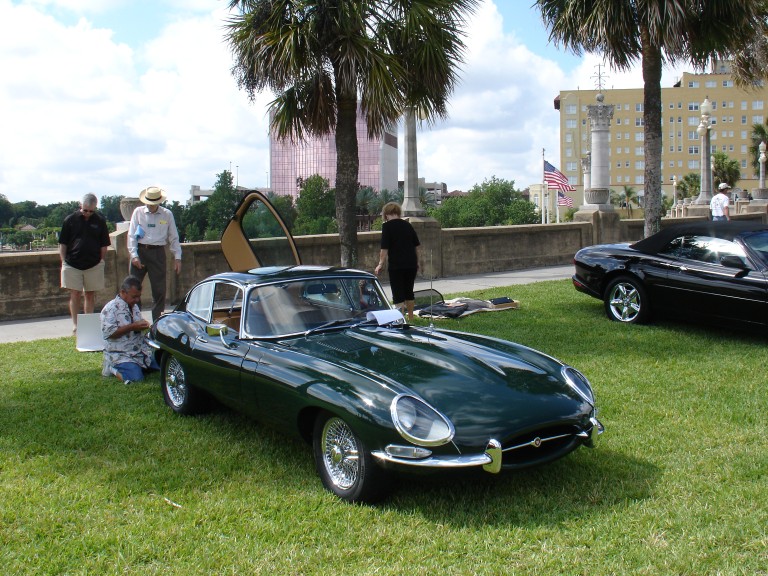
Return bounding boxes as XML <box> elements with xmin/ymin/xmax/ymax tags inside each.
<box><xmin>388</xmin><ymin>268</ymin><xmax>417</xmax><ymax>304</ymax></box>
<box><xmin>130</xmin><ymin>244</ymin><xmax>167</xmax><ymax>321</ymax></box>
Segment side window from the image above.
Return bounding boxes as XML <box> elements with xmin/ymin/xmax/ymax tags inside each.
<box><xmin>661</xmin><ymin>235</ymin><xmax>746</xmax><ymax>265</ymax></box>
<box><xmin>212</xmin><ymin>283</ymin><xmax>244</xmax><ymax>332</ymax></box>
<box><xmin>187</xmin><ymin>282</ymin><xmax>215</xmax><ymax>321</ymax></box>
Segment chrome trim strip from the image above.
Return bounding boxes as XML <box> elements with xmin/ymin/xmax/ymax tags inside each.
<box><xmin>501</xmin><ymin>433</ymin><xmax>573</xmax><ymax>453</ymax></box>
<box><xmin>371</xmin><ymin>449</ymin><xmax>491</xmax><ymax>469</ymax></box>
<box><xmin>147</xmin><ymin>338</ymin><xmax>161</xmax><ymax>350</ymax></box>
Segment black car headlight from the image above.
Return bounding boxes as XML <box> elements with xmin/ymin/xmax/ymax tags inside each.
<box><xmin>562</xmin><ymin>366</ymin><xmax>595</xmax><ymax>406</ymax></box>
<box><xmin>390</xmin><ymin>394</ymin><xmax>455</xmax><ymax>447</ymax></box>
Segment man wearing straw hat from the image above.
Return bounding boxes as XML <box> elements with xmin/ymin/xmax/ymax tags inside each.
<box><xmin>126</xmin><ymin>186</ymin><xmax>182</xmax><ymax>321</ymax></box>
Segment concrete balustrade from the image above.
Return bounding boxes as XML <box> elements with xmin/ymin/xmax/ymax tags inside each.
<box><xmin>1</xmin><ymin>213</ymin><xmax>763</xmax><ymax>322</ymax></box>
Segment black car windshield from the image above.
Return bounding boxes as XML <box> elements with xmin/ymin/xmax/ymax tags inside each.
<box><xmin>244</xmin><ymin>277</ymin><xmax>390</xmax><ymax>337</ymax></box>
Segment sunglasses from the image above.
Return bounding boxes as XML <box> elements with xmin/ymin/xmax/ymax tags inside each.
<box><xmin>81</xmin><ymin>209</ymin><xmax>95</xmax><ymax>214</ymax></box>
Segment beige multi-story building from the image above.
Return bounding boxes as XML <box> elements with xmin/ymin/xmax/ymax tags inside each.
<box><xmin>556</xmin><ymin>61</ymin><xmax>768</xmax><ymax>202</ymax></box>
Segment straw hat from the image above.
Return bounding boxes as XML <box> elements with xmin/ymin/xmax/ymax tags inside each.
<box><xmin>138</xmin><ymin>186</ymin><xmax>167</xmax><ymax>205</ymax></box>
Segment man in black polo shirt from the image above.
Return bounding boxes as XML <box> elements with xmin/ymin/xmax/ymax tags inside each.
<box><xmin>58</xmin><ymin>193</ymin><xmax>111</xmax><ymax>333</ymax></box>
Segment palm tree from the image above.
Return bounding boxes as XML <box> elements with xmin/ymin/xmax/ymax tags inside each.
<box><xmin>225</xmin><ymin>0</ymin><xmax>478</xmax><ymax>266</ymax></box>
<box><xmin>622</xmin><ymin>185</ymin><xmax>637</xmax><ymax>218</ymax></box>
<box><xmin>676</xmin><ymin>172</ymin><xmax>701</xmax><ymax>200</ymax></box>
<box><xmin>712</xmin><ymin>151</ymin><xmax>741</xmax><ymax>190</ymax></box>
<box><xmin>536</xmin><ymin>0</ymin><xmax>766</xmax><ymax>238</ymax></box>
<box><xmin>748</xmin><ymin>122</ymin><xmax>768</xmax><ymax>177</ymax></box>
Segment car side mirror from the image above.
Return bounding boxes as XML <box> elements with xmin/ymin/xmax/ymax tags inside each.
<box><xmin>206</xmin><ymin>323</ymin><xmax>237</xmax><ymax>349</ymax></box>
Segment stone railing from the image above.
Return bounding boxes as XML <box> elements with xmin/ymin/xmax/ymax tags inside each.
<box><xmin>2</xmin><ymin>212</ymin><xmax>763</xmax><ymax>322</ymax></box>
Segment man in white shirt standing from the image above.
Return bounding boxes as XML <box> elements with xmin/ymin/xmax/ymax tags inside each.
<box><xmin>710</xmin><ymin>182</ymin><xmax>731</xmax><ymax>222</ymax></box>
<box><xmin>127</xmin><ymin>186</ymin><xmax>182</xmax><ymax>321</ymax></box>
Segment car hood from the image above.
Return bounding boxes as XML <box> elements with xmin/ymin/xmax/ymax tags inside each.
<box><xmin>286</xmin><ymin>326</ymin><xmax>593</xmax><ymax>446</ymax></box>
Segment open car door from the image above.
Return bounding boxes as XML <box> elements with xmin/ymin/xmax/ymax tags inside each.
<box><xmin>221</xmin><ymin>190</ymin><xmax>301</xmax><ymax>272</ymax></box>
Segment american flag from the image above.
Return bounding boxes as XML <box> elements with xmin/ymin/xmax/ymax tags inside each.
<box><xmin>544</xmin><ymin>160</ymin><xmax>575</xmax><ymax>192</ymax></box>
<box><xmin>557</xmin><ymin>191</ymin><xmax>574</xmax><ymax>207</ymax></box>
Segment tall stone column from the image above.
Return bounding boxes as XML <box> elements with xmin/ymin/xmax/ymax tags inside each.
<box><xmin>401</xmin><ymin>108</ymin><xmax>425</xmax><ymax>217</ymax></box>
<box><xmin>575</xmin><ymin>93</ymin><xmax>619</xmax><ymax>245</ymax></box>
<box><xmin>585</xmin><ymin>93</ymin><xmax>614</xmax><ymax>206</ymax></box>
<box><xmin>581</xmin><ymin>153</ymin><xmax>591</xmax><ymax>200</ymax></box>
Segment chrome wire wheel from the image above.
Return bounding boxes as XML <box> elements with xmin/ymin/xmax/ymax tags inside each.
<box><xmin>164</xmin><ymin>356</ymin><xmax>187</xmax><ymax>408</ymax></box>
<box><xmin>320</xmin><ymin>417</ymin><xmax>360</xmax><ymax>491</ymax></box>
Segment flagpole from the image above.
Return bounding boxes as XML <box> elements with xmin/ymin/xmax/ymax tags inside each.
<box><xmin>541</xmin><ymin>149</ymin><xmax>547</xmax><ymax>224</ymax></box>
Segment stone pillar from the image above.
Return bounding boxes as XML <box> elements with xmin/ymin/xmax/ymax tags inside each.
<box><xmin>401</xmin><ymin>109</ymin><xmax>425</xmax><ymax>217</ymax></box>
<box><xmin>584</xmin><ymin>93</ymin><xmax>614</xmax><ymax>207</ymax></box>
<box><xmin>581</xmin><ymin>153</ymin><xmax>591</xmax><ymax>197</ymax></box>
<box><xmin>407</xmin><ymin>217</ymin><xmax>441</xmax><ymax>280</ymax></box>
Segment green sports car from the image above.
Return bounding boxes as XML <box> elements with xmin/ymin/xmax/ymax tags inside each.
<box><xmin>147</xmin><ymin>191</ymin><xmax>604</xmax><ymax>502</ymax></box>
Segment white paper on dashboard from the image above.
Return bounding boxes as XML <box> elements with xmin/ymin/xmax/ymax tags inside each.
<box><xmin>366</xmin><ymin>309</ymin><xmax>405</xmax><ymax>325</ymax></box>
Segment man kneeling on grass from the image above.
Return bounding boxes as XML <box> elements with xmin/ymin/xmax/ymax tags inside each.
<box><xmin>101</xmin><ymin>275</ymin><xmax>159</xmax><ymax>384</ymax></box>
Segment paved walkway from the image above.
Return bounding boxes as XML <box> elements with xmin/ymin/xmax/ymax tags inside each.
<box><xmin>0</xmin><ymin>265</ymin><xmax>572</xmax><ymax>344</ymax></box>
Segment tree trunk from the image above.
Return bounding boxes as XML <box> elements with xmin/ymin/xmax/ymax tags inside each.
<box><xmin>642</xmin><ymin>26</ymin><xmax>663</xmax><ymax>238</ymax></box>
<box><xmin>334</xmin><ymin>93</ymin><xmax>359</xmax><ymax>267</ymax></box>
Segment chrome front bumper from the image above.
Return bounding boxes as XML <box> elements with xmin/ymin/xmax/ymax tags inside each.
<box><xmin>371</xmin><ymin>418</ymin><xmax>604</xmax><ymax>474</ymax></box>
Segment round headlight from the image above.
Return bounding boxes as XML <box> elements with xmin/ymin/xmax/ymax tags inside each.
<box><xmin>562</xmin><ymin>366</ymin><xmax>595</xmax><ymax>405</ymax></box>
<box><xmin>390</xmin><ymin>395</ymin><xmax>454</xmax><ymax>447</ymax></box>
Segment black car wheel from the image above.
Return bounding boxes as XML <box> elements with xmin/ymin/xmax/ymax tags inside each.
<box><xmin>161</xmin><ymin>354</ymin><xmax>206</xmax><ymax>415</ymax></box>
<box><xmin>604</xmin><ymin>276</ymin><xmax>649</xmax><ymax>324</ymax></box>
<box><xmin>313</xmin><ymin>412</ymin><xmax>388</xmax><ymax>503</ymax></box>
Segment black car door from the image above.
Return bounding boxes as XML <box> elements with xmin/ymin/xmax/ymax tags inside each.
<box><xmin>662</xmin><ymin>234</ymin><xmax>768</xmax><ymax>327</ymax></box>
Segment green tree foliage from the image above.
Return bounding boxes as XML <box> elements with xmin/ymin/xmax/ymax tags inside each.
<box><xmin>428</xmin><ymin>176</ymin><xmax>536</xmax><ymax>227</ymax></box>
<box><xmin>206</xmin><ymin>170</ymin><xmax>242</xmax><ymax>238</ymax></box>
<box><xmin>265</xmin><ymin>192</ymin><xmax>297</xmax><ymax>230</ymax></box>
<box><xmin>712</xmin><ymin>151</ymin><xmax>741</xmax><ymax>190</ymax></box>
<box><xmin>43</xmin><ymin>202</ymin><xmax>80</xmax><ymax>228</ymax></box>
<box><xmin>226</xmin><ymin>0</ymin><xmax>479</xmax><ymax>266</ymax></box>
<box><xmin>100</xmin><ymin>195</ymin><xmax>125</xmax><ymax>223</ymax></box>
<box><xmin>748</xmin><ymin>122</ymin><xmax>768</xmax><ymax>176</ymax></box>
<box><xmin>536</xmin><ymin>0</ymin><xmax>767</xmax><ymax>238</ymax></box>
<box><xmin>293</xmin><ymin>175</ymin><xmax>336</xmax><ymax>236</ymax></box>
<box><xmin>676</xmin><ymin>173</ymin><xmax>701</xmax><ymax>200</ymax></box>
<box><xmin>0</xmin><ymin>194</ymin><xmax>13</xmax><ymax>227</ymax></box>
<box><xmin>182</xmin><ymin>201</ymin><xmax>209</xmax><ymax>242</ymax></box>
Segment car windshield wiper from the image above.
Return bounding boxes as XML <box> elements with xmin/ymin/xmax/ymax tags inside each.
<box><xmin>304</xmin><ymin>318</ymin><xmax>358</xmax><ymax>336</ymax></box>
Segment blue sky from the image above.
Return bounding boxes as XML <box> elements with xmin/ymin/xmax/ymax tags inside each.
<box><xmin>0</xmin><ymin>1</ymin><xmax>684</xmax><ymax>206</ymax></box>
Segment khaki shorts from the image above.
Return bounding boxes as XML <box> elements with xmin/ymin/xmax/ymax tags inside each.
<box><xmin>61</xmin><ymin>260</ymin><xmax>105</xmax><ymax>292</ymax></box>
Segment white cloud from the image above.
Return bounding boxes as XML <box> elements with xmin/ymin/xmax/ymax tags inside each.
<box><xmin>0</xmin><ymin>1</ymin><xmax>271</xmax><ymax>205</ymax></box>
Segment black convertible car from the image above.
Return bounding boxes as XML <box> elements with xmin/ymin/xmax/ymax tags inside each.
<box><xmin>573</xmin><ymin>220</ymin><xmax>768</xmax><ymax>327</ymax></box>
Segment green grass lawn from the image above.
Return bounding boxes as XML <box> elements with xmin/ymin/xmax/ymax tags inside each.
<box><xmin>1</xmin><ymin>280</ymin><xmax>766</xmax><ymax>575</ymax></box>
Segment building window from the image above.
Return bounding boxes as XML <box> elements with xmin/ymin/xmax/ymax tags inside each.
<box><xmin>565</xmin><ymin>148</ymin><xmax>573</xmax><ymax>157</ymax></box>
<box><xmin>625</xmin><ymin>161</ymin><xmax>630</xmax><ymax>167</ymax></box>
<box><xmin>688</xmin><ymin>146</ymin><xmax>700</xmax><ymax>154</ymax></box>
<box><xmin>742</xmin><ymin>159</ymin><xmax>748</xmax><ymax>168</ymax></box>
<box><xmin>635</xmin><ymin>147</ymin><xmax>644</xmax><ymax>155</ymax></box>
<box><xmin>635</xmin><ymin>175</ymin><xmax>645</xmax><ymax>184</ymax></box>
<box><xmin>635</xmin><ymin>161</ymin><xmax>645</xmax><ymax>169</ymax></box>
<box><xmin>688</xmin><ymin>131</ymin><xmax>697</xmax><ymax>140</ymax></box>
<box><xmin>742</xmin><ymin>101</ymin><xmax>748</xmax><ymax>110</ymax></box>
<box><xmin>754</xmin><ymin>116</ymin><xmax>764</xmax><ymax>124</ymax></box>
<box><xmin>616</xmin><ymin>132</ymin><xmax>622</xmax><ymax>140</ymax></box>
<box><xmin>635</xmin><ymin>133</ymin><xmax>644</xmax><ymax>141</ymax></box>
<box><xmin>754</xmin><ymin>101</ymin><xmax>764</xmax><ymax>110</ymax></box>
<box><xmin>688</xmin><ymin>116</ymin><xmax>699</xmax><ymax>126</ymax></box>
<box><xmin>705</xmin><ymin>80</ymin><xmax>717</xmax><ymax>88</ymax></box>
<box><xmin>565</xmin><ymin>104</ymin><xmax>578</xmax><ymax>114</ymax></box>
<box><xmin>688</xmin><ymin>102</ymin><xmax>699</xmax><ymax>111</ymax></box>
<box><xmin>565</xmin><ymin>119</ymin><xmax>577</xmax><ymax>129</ymax></box>
<box><xmin>723</xmin><ymin>80</ymin><xmax>734</xmax><ymax>87</ymax></box>
<box><xmin>635</xmin><ymin>117</ymin><xmax>644</xmax><ymax>126</ymax></box>
<box><xmin>688</xmin><ymin>81</ymin><xmax>700</xmax><ymax>88</ymax></box>
<box><xmin>688</xmin><ymin>160</ymin><xmax>700</xmax><ymax>169</ymax></box>
<box><xmin>669</xmin><ymin>145</ymin><xmax>675</xmax><ymax>152</ymax></box>
<box><xmin>742</xmin><ymin>115</ymin><xmax>748</xmax><ymax>124</ymax></box>
<box><xmin>635</xmin><ymin>103</ymin><xmax>643</xmax><ymax>112</ymax></box>
<box><xmin>616</xmin><ymin>147</ymin><xmax>622</xmax><ymax>154</ymax></box>
<box><xmin>565</xmin><ymin>132</ymin><xmax>573</xmax><ymax>142</ymax></box>
<box><xmin>566</xmin><ymin>162</ymin><xmax>578</xmax><ymax>171</ymax></box>
<box><xmin>741</xmin><ymin>145</ymin><xmax>748</xmax><ymax>153</ymax></box>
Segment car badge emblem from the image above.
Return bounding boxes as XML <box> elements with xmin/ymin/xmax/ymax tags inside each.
<box><xmin>532</xmin><ymin>437</ymin><xmax>542</xmax><ymax>448</ymax></box>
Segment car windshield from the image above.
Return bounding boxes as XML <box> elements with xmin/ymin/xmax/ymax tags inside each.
<box><xmin>742</xmin><ymin>231</ymin><xmax>768</xmax><ymax>267</ymax></box>
<box><xmin>243</xmin><ymin>277</ymin><xmax>391</xmax><ymax>338</ymax></box>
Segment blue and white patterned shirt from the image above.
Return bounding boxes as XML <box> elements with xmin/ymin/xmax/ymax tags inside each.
<box><xmin>100</xmin><ymin>294</ymin><xmax>154</xmax><ymax>376</ymax></box>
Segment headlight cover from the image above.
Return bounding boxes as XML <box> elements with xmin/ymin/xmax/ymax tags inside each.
<box><xmin>390</xmin><ymin>394</ymin><xmax>455</xmax><ymax>447</ymax></box>
<box><xmin>562</xmin><ymin>366</ymin><xmax>595</xmax><ymax>406</ymax></box>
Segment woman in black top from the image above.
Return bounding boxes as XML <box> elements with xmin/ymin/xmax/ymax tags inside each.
<box><xmin>374</xmin><ymin>202</ymin><xmax>420</xmax><ymax>320</ymax></box>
